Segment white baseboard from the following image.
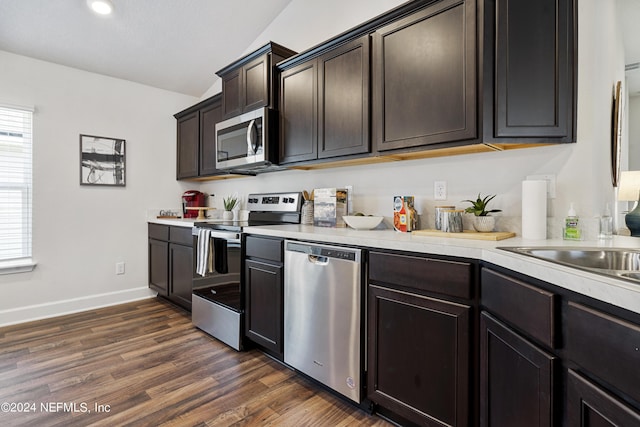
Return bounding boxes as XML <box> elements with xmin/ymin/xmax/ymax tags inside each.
<box><xmin>0</xmin><ymin>287</ymin><xmax>158</xmax><ymax>327</ymax></box>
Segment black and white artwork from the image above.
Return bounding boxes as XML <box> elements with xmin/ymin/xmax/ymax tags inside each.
<box><xmin>80</xmin><ymin>134</ymin><xmax>125</xmax><ymax>186</ymax></box>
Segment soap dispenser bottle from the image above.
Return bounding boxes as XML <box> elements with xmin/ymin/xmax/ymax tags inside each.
<box><xmin>563</xmin><ymin>203</ymin><xmax>582</xmax><ymax>240</ymax></box>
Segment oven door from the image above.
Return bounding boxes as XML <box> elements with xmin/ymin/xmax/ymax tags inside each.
<box><xmin>192</xmin><ymin>228</ymin><xmax>244</xmax><ymax>350</ymax></box>
<box><xmin>192</xmin><ymin>229</ymin><xmax>241</xmax><ymax>292</ymax></box>
<box><xmin>215</xmin><ymin>108</ymin><xmax>267</xmax><ymax>170</ymax></box>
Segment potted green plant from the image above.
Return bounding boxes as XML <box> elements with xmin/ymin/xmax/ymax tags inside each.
<box><xmin>222</xmin><ymin>195</ymin><xmax>238</xmax><ymax>220</ymax></box>
<box><xmin>462</xmin><ymin>193</ymin><xmax>502</xmax><ymax>232</ymax></box>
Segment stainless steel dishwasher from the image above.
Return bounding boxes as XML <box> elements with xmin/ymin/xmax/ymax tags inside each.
<box><xmin>284</xmin><ymin>240</ymin><xmax>363</xmax><ymax>403</ymax></box>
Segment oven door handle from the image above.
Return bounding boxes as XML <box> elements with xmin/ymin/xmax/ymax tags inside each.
<box><xmin>192</xmin><ymin>227</ymin><xmax>240</xmax><ymax>240</ymax></box>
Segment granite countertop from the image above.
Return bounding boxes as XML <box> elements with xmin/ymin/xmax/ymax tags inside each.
<box><xmin>243</xmin><ymin>224</ymin><xmax>640</xmax><ymax>315</ymax></box>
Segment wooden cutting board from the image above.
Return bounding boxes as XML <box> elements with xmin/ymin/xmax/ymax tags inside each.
<box><xmin>412</xmin><ymin>229</ymin><xmax>516</xmax><ymax>241</ymax></box>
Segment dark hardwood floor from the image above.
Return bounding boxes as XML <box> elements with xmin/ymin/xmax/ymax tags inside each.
<box><xmin>0</xmin><ymin>298</ymin><xmax>392</xmax><ymax>427</ymax></box>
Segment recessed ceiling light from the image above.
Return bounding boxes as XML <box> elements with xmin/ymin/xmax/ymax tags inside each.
<box><xmin>87</xmin><ymin>0</ymin><xmax>114</xmax><ymax>15</ymax></box>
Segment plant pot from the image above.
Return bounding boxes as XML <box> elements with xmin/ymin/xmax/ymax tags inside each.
<box><xmin>222</xmin><ymin>210</ymin><xmax>234</xmax><ymax>221</ymax></box>
<box><xmin>473</xmin><ymin>216</ymin><xmax>495</xmax><ymax>232</ymax></box>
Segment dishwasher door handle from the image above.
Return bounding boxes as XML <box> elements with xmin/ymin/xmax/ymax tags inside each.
<box><xmin>308</xmin><ymin>255</ymin><xmax>329</xmax><ymax>265</ymax></box>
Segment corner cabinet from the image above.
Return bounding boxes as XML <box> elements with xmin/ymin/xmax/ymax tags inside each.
<box><xmin>482</xmin><ymin>0</ymin><xmax>576</xmax><ymax>143</ymax></box>
<box><xmin>148</xmin><ymin>224</ymin><xmax>194</xmax><ymax>311</ymax></box>
<box><xmin>279</xmin><ymin>35</ymin><xmax>370</xmax><ymax>165</ymax></box>
<box><xmin>367</xmin><ymin>250</ymin><xmax>477</xmax><ymax>427</ymax></box>
<box><xmin>174</xmin><ymin>93</ymin><xmax>225</xmax><ymax>179</ymax></box>
<box><xmin>372</xmin><ymin>0</ymin><xmax>477</xmax><ymax>152</ymax></box>
<box><xmin>243</xmin><ymin>235</ymin><xmax>285</xmax><ymax>360</ymax></box>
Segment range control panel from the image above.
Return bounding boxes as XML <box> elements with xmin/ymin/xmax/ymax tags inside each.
<box><xmin>246</xmin><ymin>192</ymin><xmax>302</xmax><ymax>212</ymax></box>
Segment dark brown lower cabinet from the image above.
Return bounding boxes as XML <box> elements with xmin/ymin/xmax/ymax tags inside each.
<box><xmin>566</xmin><ymin>369</ymin><xmax>640</xmax><ymax>427</ymax></box>
<box><xmin>148</xmin><ymin>238</ymin><xmax>168</xmax><ymax>296</ymax></box>
<box><xmin>243</xmin><ymin>235</ymin><xmax>285</xmax><ymax>360</ymax></box>
<box><xmin>480</xmin><ymin>312</ymin><xmax>556</xmax><ymax>427</ymax></box>
<box><xmin>169</xmin><ymin>242</ymin><xmax>194</xmax><ymax>310</ymax></box>
<box><xmin>244</xmin><ymin>259</ymin><xmax>283</xmax><ymax>358</ymax></box>
<box><xmin>368</xmin><ymin>284</ymin><xmax>471</xmax><ymax>427</ymax></box>
<box><xmin>148</xmin><ymin>224</ymin><xmax>194</xmax><ymax>311</ymax></box>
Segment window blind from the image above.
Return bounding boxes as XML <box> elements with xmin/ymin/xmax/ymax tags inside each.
<box><xmin>0</xmin><ymin>105</ymin><xmax>33</xmax><ymax>262</ymax></box>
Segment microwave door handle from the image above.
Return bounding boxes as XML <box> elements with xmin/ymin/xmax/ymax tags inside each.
<box><xmin>246</xmin><ymin>119</ymin><xmax>257</xmax><ymax>155</ymax></box>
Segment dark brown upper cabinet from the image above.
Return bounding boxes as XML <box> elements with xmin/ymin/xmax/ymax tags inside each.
<box><xmin>279</xmin><ymin>60</ymin><xmax>318</xmax><ymax>164</ymax></box>
<box><xmin>216</xmin><ymin>42</ymin><xmax>296</xmax><ymax>119</ymax></box>
<box><xmin>199</xmin><ymin>98</ymin><xmax>223</xmax><ymax>176</ymax></box>
<box><xmin>482</xmin><ymin>0</ymin><xmax>576</xmax><ymax>143</ymax></box>
<box><xmin>373</xmin><ymin>0</ymin><xmax>477</xmax><ymax>152</ymax></box>
<box><xmin>279</xmin><ymin>36</ymin><xmax>370</xmax><ymax>165</ymax></box>
<box><xmin>272</xmin><ymin>0</ymin><xmax>577</xmax><ymax>168</ymax></box>
<box><xmin>174</xmin><ymin>93</ymin><xmax>225</xmax><ymax>179</ymax></box>
<box><xmin>175</xmin><ymin>109</ymin><xmax>199</xmax><ymax>179</ymax></box>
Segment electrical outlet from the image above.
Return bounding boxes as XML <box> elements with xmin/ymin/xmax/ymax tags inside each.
<box><xmin>115</xmin><ymin>262</ymin><xmax>125</xmax><ymax>275</ymax></box>
<box><xmin>526</xmin><ymin>174</ymin><xmax>556</xmax><ymax>199</ymax></box>
<box><xmin>434</xmin><ymin>181</ymin><xmax>447</xmax><ymax>200</ymax></box>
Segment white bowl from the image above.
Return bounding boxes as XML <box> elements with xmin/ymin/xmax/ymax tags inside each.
<box><xmin>343</xmin><ymin>216</ymin><xmax>384</xmax><ymax>230</ymax></box>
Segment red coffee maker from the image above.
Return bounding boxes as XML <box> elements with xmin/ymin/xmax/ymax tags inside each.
<box><xmin>182</xmin><ymin>190</ymin><xmax>207</xmax><ymax>218</ymax></box>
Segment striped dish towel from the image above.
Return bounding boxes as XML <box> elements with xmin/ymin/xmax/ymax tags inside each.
<box><xmin>196</xmin><ymin>228</ymin><xmax>213</xmax><ymax>277</ymax></box>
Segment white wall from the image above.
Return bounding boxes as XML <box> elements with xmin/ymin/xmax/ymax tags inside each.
<box><xmin>201</xmin><ymin>0</ymin><xmax>626</xmax><ymax>236</ymax></box>
<box><xmin>0</xmin><ymin>51</ymin><xmax>198</xmax><ymax>325</ymax></box>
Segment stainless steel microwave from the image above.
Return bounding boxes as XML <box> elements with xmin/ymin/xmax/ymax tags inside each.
<box><xmin>215</xmin><ymin>107</ymin><xmax>279</xmax><ymax>172</ymax></box>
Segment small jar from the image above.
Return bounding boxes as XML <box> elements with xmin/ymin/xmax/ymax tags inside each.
<box><xmin>301</xmin><ymin>200</ymin><xmax>314</xmax><ymax>225</ymax></box>
<box><xmin>435</xmin><ymin>206</ymin><xmax>456</xmax><ymax>230</ymax></box>
<box><xmin>442</xmin><ymin>209</ymin><xmax>464</xmax><ymax>233</ymax></box>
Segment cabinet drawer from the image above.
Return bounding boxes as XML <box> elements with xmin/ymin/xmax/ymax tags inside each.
<box><xmin>566</xmin><ymin>302</ymin><xmax>640</xmax><ymax>404</ymax></box>
<box><xmin>369</xmin><ymin>251</ymin><xmax>473</xmax><ymax>299</ymax></box>
<box><xmin>169</xmin><ymin>226</ymin><xmax>193</xmax><ymax>246</ymax></box>
<box><xmin>148</xmin><ymin>223</ymin><xmax>169</xmax><ymax>241</ymax></box>
<box><xmin>481</xmin><ymin>268</ymin><xmax>557</xmax><ymax>348</ymax></box>
<box><xmin>245</xmin><ymin>236</ymin><xmax>283</xmax><ymax>262</ymax></box>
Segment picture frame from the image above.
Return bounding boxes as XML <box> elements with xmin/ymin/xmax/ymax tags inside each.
<box><xmin>611</xmin><ymin>80</ymin><xmax>623</xmax><ymax>187</ymax></box>
<box><xmin>80</xmin><ymin>134</ymin><xmax>126</xmax><ymax>186</ymax></box>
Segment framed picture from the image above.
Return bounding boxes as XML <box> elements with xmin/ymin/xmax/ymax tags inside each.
<box><xmin>80</xmin><ymin>134</ymin><xmax>126</xmax><ymax>186</ymax></box>
<box><xmin>611</xmin><ymin>81</ymin><xmax>623</xmax><ymax>187</ymax></box>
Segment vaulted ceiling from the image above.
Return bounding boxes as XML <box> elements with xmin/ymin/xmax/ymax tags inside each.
<box><xmin>0</xmin><ymin>0</ymin><xmax>293</xmax><ymax>97</ymax></box>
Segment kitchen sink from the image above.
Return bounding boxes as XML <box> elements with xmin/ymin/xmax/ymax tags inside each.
<box><xmin>498</xmin><ymin>247</ymin><xmax>640</xmax><ymax>284</ymax></box>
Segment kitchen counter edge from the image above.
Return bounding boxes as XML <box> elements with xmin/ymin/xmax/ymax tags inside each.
<box><xmin>243</xmin><ymin>224</ymin><xmax>640</xmax><ymax>315</ymax></box>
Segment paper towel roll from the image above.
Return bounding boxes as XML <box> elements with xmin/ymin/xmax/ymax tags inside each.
<box><xmin>522</xmin><ymin>180</ymin><xmax>547</xmax><ymax>239</ymax></box>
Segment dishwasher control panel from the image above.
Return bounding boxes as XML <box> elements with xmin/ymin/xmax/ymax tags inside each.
<box><xmin>286</xmin><ymin>241</ymin><xmax>359</xmax><ymax>262</ymax></box>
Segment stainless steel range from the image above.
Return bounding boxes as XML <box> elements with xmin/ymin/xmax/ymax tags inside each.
<box><xmin>191</xmin><ymin>192</ymin><xmax>302</xmax><ymax>350</ymax></box>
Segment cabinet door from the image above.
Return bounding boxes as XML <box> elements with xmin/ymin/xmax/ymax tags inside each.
<box><xmin>244</xmin><ymin>259</ymin><xmax>283</xmax><ymax>359</ymax></box>
<box><xmin>169</xmin><ymin>243</ymin><xmax>193</xmax><ymax>311</ymax></box>
<box><xmin>243</xmin><ymin>55</ymin><xmax>269</xmax><ymax>112</ymax></box>
<box><xmin>176</xmin><ymin>111</ymin><xmax>199</xmax><ymax>179</ymax></box>
<box><xmin>318</xmin><ymin>35</ymin><xmax>370</xmax><ymax>159</ymax></box>
<box><xmin>372</xmin><ymin>0</ymin><xmax>477</xmax><ymax>152</ymax></box>
<box><xmin>222</xmin><ymin>68</ymin><xmax>242</xmax><ymax>119</ymax></box>
<box><xmin>480</xmin><ymin>312</ymin><xmax>556</xmax><ymax>427</ymax></box>
<box><xmin>567</xmin><ymin>369</ymin><xmax>640</xmax><ymax>427</ymax></box>
<box><xmin>149</xmin><ymin>238</ymin><xmax>168</xmax><ymax>296</ymax></box>
<box><xmin>199</xmin><ymin>98</ymin><xmax>223</xmax><ymax>176</ymax></box>
<box><xmin>484</xmin><ymin>0</ymin><xmax>575</xmax><ymax>141</ymax></box>
<box><xmin>279</xmin><ymin>60</ymin><xmax>318</xmax><ymax>164</ymax></box>
<box><xmin>368</xmin><ymin>284</ymin><xmax>471</xmax><ymax>426</ymax></box>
